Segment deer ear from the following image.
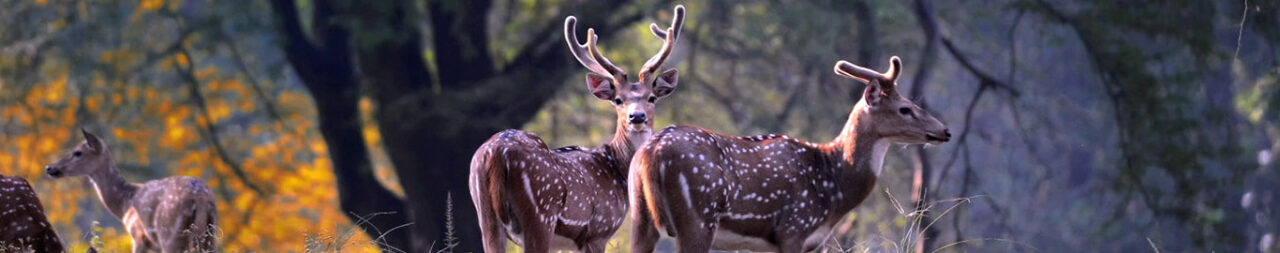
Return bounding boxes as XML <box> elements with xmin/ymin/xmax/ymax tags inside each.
<box><xmin>81</xmin><ymin>129</ymin><xmax>104</xmax><ymax>153</ymax></box>
<box><xmin>653</xmin><ymin>69</ymin><xmax>679</xmax><ymax>98</ymax></box>
<box><xmin>585</xmin><ymin>72</ymin><xmax>615</xmax><ymax>101</ymax></box>
<box><xmin>863</xmin><ymin>80</ymin><xmax>884</xmax><ymax>106</ymax></box>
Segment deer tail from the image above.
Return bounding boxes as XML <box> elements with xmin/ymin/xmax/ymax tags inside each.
<box><xmin>471</xmin><ymin>137</ymin><xmax>509</xmax><ymax>225</ymax></box>
<box><xmin>632</xmin><ymin>133</ymin><xmax>678</xmax><ymax>237</ymax></box>
<box><xmin>471</xmin><ymin>131</ymin><xmax>524</xmax><ymax>252</ymax></box>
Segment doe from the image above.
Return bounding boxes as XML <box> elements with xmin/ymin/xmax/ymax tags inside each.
<box><xmin>45</xmin><ymin>130</ymin><xmax>217</xmax><ymax>253</ymax></box>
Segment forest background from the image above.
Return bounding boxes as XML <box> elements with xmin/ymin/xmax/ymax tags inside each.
<box><xmin>1</xmin><ymin>0</ymin><xmax>1278</xmax><ymax>252</ymax></box>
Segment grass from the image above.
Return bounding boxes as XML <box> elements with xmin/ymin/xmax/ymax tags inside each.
<box><xmin>823</xmin><ymin>188</ymin><xmax>1038</xmax><ymax>253</ymax></box>
<box><xmin>304</xmin><ymin>211</ymin><xmax>411</xmax><ymax>253</ymax></box>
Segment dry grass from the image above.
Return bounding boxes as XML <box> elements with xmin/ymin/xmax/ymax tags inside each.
<box><xmin>822</xmin><ymin>189</ymin><xmax>1037</xmax><ymax>253</ymax></box>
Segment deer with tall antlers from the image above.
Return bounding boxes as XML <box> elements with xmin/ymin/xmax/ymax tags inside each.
<box><xmin>628</xmin><ymin>57</ymin><xmax>951</xmax><ymax>252</ymax></box>
<box><xmin>0</xmin><ymin>175</ymin><xmax>64</xmax><ymax>252</ymax></box>
<box><xmin>44</xmin><ymin>130</ymin><xmax>217</xmax><ymax>253</ymax></box>
<box><xmin>468</xmin><ymin>5</ymin><xmax>685</xmax><ymax>253</ymax></box>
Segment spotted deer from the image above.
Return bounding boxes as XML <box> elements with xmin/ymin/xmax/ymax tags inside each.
<box><xmin>628</xmin><ymin>57</ymin><xmax>951</xmax><ymax>252</ymax></box>
<box><xmin>44</xmin><ymin>130</ymin><xmax>217</xmax><ymax>253</ymax></box>
<box><xmin>0</xmin><ymin>175</ymin><xmax>64</xmax><ymax>252</ymax></box>
<box><xmin>468</xmin><ymin>5</ymin><xmax>685</xmax><ymax>253</ymax></box>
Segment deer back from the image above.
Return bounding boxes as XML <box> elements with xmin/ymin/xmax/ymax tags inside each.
<box><xmin>0</xmin><ymin>175</ymin><xmax>64</xmax><ymax>252</ymax></box>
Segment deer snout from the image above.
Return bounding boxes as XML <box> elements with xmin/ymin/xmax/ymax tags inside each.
<box><xmin>926</xmin><ymin>129</ymin><xmax>951</xmax><ymax>143</ymax></box>
<box><xmin>628</xmin><ymin>112</ymin><xmax>647</xmax><ymax>124</ymax></box>
<box><xmin>45</xmin><ymin>166</ymin><xmax>64</xmax><ymax>178</ymax></box>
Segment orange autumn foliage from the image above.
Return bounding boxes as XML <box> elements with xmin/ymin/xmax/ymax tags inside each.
<box><xmin>1</xmin><ymin>63</ymin><xmax>390</xmax><ymax>252</ymax></box>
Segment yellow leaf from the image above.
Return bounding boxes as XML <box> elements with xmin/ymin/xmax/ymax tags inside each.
<box><xmin>309</xmin><ymin>140</ymin><xmax>327</xmax><ymax>155</ymax></box>
<box><xmin>44</xmin><ymin>75</ymin><xmax>67</xmax><ymax>102</ymax></box>
<box><xmin>138</xmin><ymin>0</ymin><xmax>162</xmax><ymax>11</ymax></box>
<box><xmin>174</xmin><ymin>53</ymin><xmax>189</xmax><ymax>69</ymax></box>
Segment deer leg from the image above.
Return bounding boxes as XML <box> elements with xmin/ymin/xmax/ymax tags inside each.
<box><xmin>580</xmin><ymin>238</ymin><xmax>610</xmax><ymax>253</ymax></box>
<box><xmin>776</xmin><ymin>237</ymin><xmax>804</xmax><ymax>253</ymax></box>
<box><xmin>630</xmin><ymin>209</ymin><xmax>661</xmax><ymax>253</ymax></box>
<box><xmin>511</xmin><ymin>201</ymin><xmax>552</xmax><ymax>253</ymax></box>
<box><xmin>125</xmin><ymin>224</ymin><xmax>151</xmax><ymax>253</ymax></box>
<box><xmin>518</xmin><ymin>222</ymin><xmax>551</xmax><ymax>253</ymax></box>
<box><xmin>674</xmin><ymin>223</ymin><xmax>715</xmax><ymax>253</ymax></box>
<box><xmin>476</xmin><ymin>204</ymin><xmax>507</xmax><ymax>253</ymax></box>
<box><xmin>130</xmin><ymin>237</ymin><xmax>149</xmax><ymax>253</ymax></box>
<box><xmin>629</xmin><ymin>176</ymin><xmax>661</xmax><ymax>253</ymax></box>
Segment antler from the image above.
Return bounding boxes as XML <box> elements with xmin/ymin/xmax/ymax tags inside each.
<box><xmin>565</xmin><ymin>16</ymin><xmax>626</xmax><ymax>80</ymax></box>
<box><xmin>834</xmin><ymin>56</ymin><xmax>902</xmax><ymax>84</ymax></box>
<box><xmin>639</xmin><ymin>5</ymin><xmax>686</xmax><ymax>78</ymax></box>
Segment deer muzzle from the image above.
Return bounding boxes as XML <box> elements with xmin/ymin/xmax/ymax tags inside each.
<box><xmin>628</xmin><ymin>112</ymin><xmax>648</xmax><ymax>124</ymax></box>
<box><xmin>45</xmin><ymin>166</ymin><xmax>64</xmax><ymax>178</ymax></box>
<box><xmin>925</xmin><ymin>129</ymin><xmax>951</xmax><ymax>143</ymax></box>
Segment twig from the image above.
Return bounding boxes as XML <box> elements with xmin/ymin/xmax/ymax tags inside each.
<box><xmin>1234</xmin><ymin>0</ymin><xmax>1249</xmax><ymax>62</ymax></box>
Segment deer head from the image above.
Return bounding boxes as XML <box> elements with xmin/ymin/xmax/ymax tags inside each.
<box><xmin>565</xmin><ymin>5</ymin><xmax>685</xmax><ymax>148</ymax></box>
<box><xmin>45</xmin><ymin>129</ymin><xmax>113</xmax><ymax>178</ymax></box>
<box><xmin>836</xmin><ymin>56</ymin><xmax>950</xmax><ymax>145</ymax></box>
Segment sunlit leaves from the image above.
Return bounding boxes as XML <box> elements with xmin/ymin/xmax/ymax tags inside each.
<box><xmin>0</xmin><ymin>1</ymin><xmax>385</xmax><ymax>251</ymax></box>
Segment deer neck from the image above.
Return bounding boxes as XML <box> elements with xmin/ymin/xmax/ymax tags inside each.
<box><xmin>604</xmin><ymin>124</ymin><xmax>646</xmax><ymax>176</ymax></box>
<box><xmin>87</xmin><ymin>154</ymin><xmax>139</xmax><ymax>218</ymax></box>
<box><xmin>820</xmin><ymin>103</ymin><xmax>891</xmax><ymax>212</ymax></box>
<box><xmin>829</xmin><ymin>103</ymin><xmax>891</xmax><ymax>178</ymax></box>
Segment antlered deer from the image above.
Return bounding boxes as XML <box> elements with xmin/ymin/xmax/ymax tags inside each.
<box><xmin>629</xmin><ymin>57</ymin><xmax>951</xmax><ymax>252</ymax></box>
<box><xmin>45</xmin><ymin>130</ymin><xmax>217</xmax><ymax>253</ymax></box>
<box><xmin>1</xmin><ymin>175</ymin><xmax>64</xmax><ymax>252</ymax></box>
<box><xmin>469</xmin><ymin>5</ymin><xmax>686</xmax><ymax>253</ymax></box>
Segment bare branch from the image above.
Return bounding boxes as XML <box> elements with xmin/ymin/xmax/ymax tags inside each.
<box><xmin>222</xmin><ymin>40</ymin><xmax>283</xmax><ymax>121</ymax></box>
<box><xmin>175</xmin><ymin>48</ymin><xmax>269</xmax><ymax>197</ymax></box>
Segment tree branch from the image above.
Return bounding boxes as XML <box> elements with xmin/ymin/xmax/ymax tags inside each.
<box><xmin>222</xmin><ymin>39</ymin><xmax>283</xmax><ymax>121</ymax></box>
<box><xmin>174</xmin><ymin>48</ymin><xmax>269</xmax><ymax>197</ymax></box>
<box><xmin>939</xmin><ymin>37</ymin><xmax>1021</xmax><ymax>97</ymax></box>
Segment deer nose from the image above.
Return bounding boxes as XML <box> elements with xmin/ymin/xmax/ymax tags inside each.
<box><xmin>945</xmin><ymin>129</ymin><xmax>952</xmax><ymax>138</ymax></box>
<box><xmin>45</xmin><ymin>166</ymin><xmax>62</xmax><ymax>177</ymax></box>
<box><xmin>628</xmin><ymin>112</ymin><xmax>647</xmax><ymax>124</ymax></box>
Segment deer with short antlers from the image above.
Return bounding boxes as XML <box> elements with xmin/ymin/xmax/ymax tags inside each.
<box><xmin>468</xmin><ymin>5</ymin><xmax>685</xmax><ymax>253</ymax></box>
<box><xmin>628</xmin><ymin>56</ymin><xmax>951</xmax><ymax>252</ymax></box>
<box><xmin>0</xmin><ymin>174</ymin><xmax>64</xmax><ymax>252</ymax></box>
<box><xmin>44</xmin><ymin>130</ymin><xmax>217</xmax><ymax>253</ymax></box>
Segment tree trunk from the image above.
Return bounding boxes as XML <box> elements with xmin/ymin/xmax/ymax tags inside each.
<box><xmin>269</xmin><ymin>0</ymin><xmax>412</xmax><ymax>251</ymax></box>
<box><xmin>274</xmin><ymin>0</ymin><xmax>650</xmax><ymax>251</ymax></box>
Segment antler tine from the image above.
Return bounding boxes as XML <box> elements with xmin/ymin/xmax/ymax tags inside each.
<box><xmin>833</xmin><ymin>60</ymin><xmax>879</xmax><ymax>84</ymax></box>
<box><xmin>565</xmin><ymin>16</ymin><xmax>621</xmax><ymax>79</ymax></box>
<box><xmin>586</xmin><ymin>29</ymin><xmax>626</xmax><ymax>79</ymax></box>
<box><xmin>884</xmin><ymin>56</ymin><xmax>902</xmax><ymax>82</ymax></box>
<box><xmin>640</xmin><ymin>5</ymin><xmax>686</xmax><ymax>77</ymax></box>
<box><xmin>834</xmin><ymin>56</ymin><xmax>903</xmax><ymax>84</ymax></box>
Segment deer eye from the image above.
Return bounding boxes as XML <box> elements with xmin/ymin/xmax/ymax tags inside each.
<box><xmin>73</xmin><ymin>151</ymin><xmax>82</xmax><ymax>157</ymax></box>
<box><xmin>899</xmin><ymin>107</ymin><xmax>912</xmax><ymax>115</ymax></box>
<box><xmin>647</xmin><ymin>96</ymin><xmax>657</xmax><ymax>103</ymax></box>
<box><xmin>612</xmin><ymin>98</ymin><xmax>623</xmax><ymax>105</ymax></box>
